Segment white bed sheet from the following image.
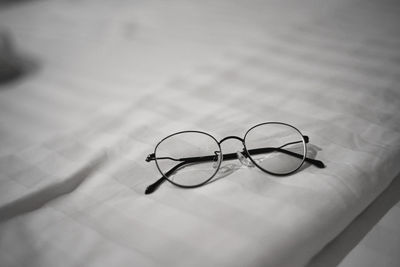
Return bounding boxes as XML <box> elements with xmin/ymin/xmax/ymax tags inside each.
<box><xmin>1</xmin><ymin>1</ymin><xmax>400</xmax><ymax>266</ymax></box>
<box><xmin>308</xmin><ymin>173</ymin><xmax>400</xmax><ymax>267</ymax></box>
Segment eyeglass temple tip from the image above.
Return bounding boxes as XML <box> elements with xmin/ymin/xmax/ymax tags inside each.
<box><xmin>145</xmin><ymin>177</ymin><xmax>166</xmax><ymax>194</ymax></box>
<box><xmin>309</xmin><ymin>158</ymin><xmax>325</xmax><ymax>168</ymax></box>
<box><xmin>302</xmin><ymin>135</ymin><xmax>325</xmax><ymax>168</ymax></box>
<box><xmin>145</xmin><ymin>184</ymin><xmax>157</xmax><ymax>194</ymax></box>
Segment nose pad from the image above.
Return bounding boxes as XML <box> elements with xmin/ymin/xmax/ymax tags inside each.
<box><xmin>236</xmin><ymin>151</ymin><xmax>254</xmax><ymax>167</ymax></box>
<box><xmin>212</xmin><ymin>151</ymin><xmax>222</xmax><ymax>168</ymax></box>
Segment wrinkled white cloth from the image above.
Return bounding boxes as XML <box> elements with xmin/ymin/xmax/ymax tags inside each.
<box><xmin>0</xmin><ymin>1</ymin><xmax>400</xmax><ymax>266</ymax></box>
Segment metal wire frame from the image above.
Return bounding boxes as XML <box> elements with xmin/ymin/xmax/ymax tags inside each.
<box><xmin>145</xmin><ymin>122</ymin><xmax>326</xmax><ymax>194</ymax></box>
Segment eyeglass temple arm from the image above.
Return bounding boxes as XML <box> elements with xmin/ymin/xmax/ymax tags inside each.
<box><xmin>145</xmin><ymin>161</ymin><xmax>188</xmax><ymax>194</ymax></box>
<box><xmin>247</xmin><ymin>147</ymin><xmax>325</xmax><ymax>168</ymax></box>
<box><xmin>243</xmin><ymin>136</ymin><xmax>324</xmax><ymax>167</ymax></box>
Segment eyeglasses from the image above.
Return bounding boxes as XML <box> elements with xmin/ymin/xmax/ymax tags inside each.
<box><xmin>145</xmin><ymin>122</ymin><xmax>325</xmax><ymax>194</ymax></box>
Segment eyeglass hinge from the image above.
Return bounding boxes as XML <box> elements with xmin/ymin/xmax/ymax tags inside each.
<box><xmin>146</xmin><ymin>153</ymin><xmax>155</xmax><ymax>162</ymax></box>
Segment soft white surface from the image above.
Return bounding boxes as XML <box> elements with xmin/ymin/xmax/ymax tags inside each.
<box><xmin>339</xmin><ymin>182</ymin><xmax>400</xmax><ymax>267</ymax></box>
<box><xmin>339</xmin><ymin>202</ymin><xmax>400</xmax><ymax>267</ymax></box>
<box><xmin>308</xmin><ymin>173</ymin><xmax>400</xmax><ymax>267</ymax></box>
<box><xmin>0</xmin><ymin>0</ymin><xmax>400</xmax><ymax>266</ymax></box>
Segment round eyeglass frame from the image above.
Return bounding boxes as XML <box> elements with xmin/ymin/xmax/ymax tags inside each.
<box><xmin>154</xmin><ymin>130</ymin><xmax>223</xmax><ymax>188</ymax></box>
<box><xmin>243</xmin><ymin>122</ymin><xmax>307</xmax><ymax>176</ymax></box>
